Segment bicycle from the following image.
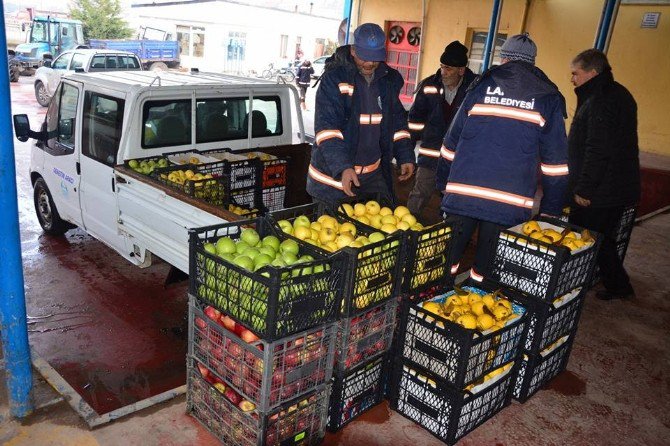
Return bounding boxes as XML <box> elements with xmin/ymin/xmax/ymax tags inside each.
<box><xmin>261</xmin><ymin>62</ymin><xmax>296</xmax><ymax>82</ymax></box>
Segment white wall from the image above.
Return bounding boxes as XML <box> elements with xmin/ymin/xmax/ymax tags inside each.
<box><xmin>128</xmin><ymin>1</ymin><xmax>341</xmax><ymax>73</ymax></box>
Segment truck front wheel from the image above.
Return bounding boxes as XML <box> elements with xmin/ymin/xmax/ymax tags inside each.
<box><xmin>34</xmin><ymin>81</ymin><xmax>50</xmax><ymax>107</ymax></box>
<box><xmin>34</xmin><ymin>178</ymin><xmax>70</xmax><ymax>236</ymax></box>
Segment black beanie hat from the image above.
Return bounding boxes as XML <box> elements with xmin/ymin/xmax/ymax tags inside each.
<box><xmin>440</xmin><ymin>41</ymin><xmax>468</xmax><ymax>67</ymax></box>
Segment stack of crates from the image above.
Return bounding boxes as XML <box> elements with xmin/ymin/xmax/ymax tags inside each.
<box><xmin>488</xmin><ymin>216</ymin><xmax>601</xmax><ymax>402</ymax></box>
<box><xmin>186</xmin><ymin>216</ymin><xmax>346</xmax><ymax>445</ymax></box>
<box><xmin>201</xmin><ymin>148</ymin><xmax>289</xmax><ymax>212</ymax></box>
<box><xmin>265</xmin><ymin>202</ymin><xmax>404</xmax><ymax>431</ymax></box>
<box><xmin>389</xmin><ymin>281</ymin><xmax>529</xmax><ymax>444</ymax></box>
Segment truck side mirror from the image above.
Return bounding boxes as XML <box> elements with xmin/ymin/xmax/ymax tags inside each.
<box><xmin>59</xmin><ymin>118</ymin><xmax>74</xmax><ymax>140</ymax></box>
<box><xmin>14</xmin><ymin>114</ymin><xmax>31</xmax><ymax>142</ymax></box>
<box><xmin>43</xmin><ymin>59</ymin><xmax>51</xmax><ymax>68</ymax></box>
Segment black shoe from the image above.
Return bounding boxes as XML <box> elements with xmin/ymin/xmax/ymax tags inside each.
<box><xmin>595</xmin><ymin>289</ymin><xmax>634</xmax><ymax>300</ymax></box>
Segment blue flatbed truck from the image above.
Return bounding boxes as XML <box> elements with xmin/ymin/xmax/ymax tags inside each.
<box><xmin>88</xmin><ymin>38</ymin><xmax>180</xmax><ymax>71</ymax></box>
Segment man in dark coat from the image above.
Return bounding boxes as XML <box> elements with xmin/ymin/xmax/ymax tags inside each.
<box><xmin>306</xmin><ymin>23</ymin><xmax>415</xmax><ymax>207</ymax></box>
<box><xmin>568</xmin><ymin>48</ymin><xmax>640</xmax><ymax>300</ymax></box>
<box><xmin>407</xmin><ymin>41</ymin><xmax>476</xmax><ymax>221</ymax></box>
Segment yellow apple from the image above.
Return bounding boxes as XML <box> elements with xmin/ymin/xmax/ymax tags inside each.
<box><xmin>379</xmin><ymin>207</ymin><xmax>393</xmax><ymax>216</ymax></box>
<box><xmin>340</xmin><ymin>203</ymin><xmax>354</xmax><ymax>217</ymax></box>
<box><xmin>368</xmin><ymin>214</ymin><xmax>383</xmax><ymax>229</ymax></box>
<box><xmin>401</xmin><ymin>213</ymin><xmax>417</xmax><ymax>227</ymax></box>
<box><xmin>294</xmin><ymin>225</ymin><xmax>312</xmax><ymax>241</ymax></box>
<box><xmin>353</xmin><ymin>203</ymin><xmax>367</xmax><ymax>217</ymax></box>
<box><xmin>336</xmin><ymin>233</ymin><xmax>355</xmax><ymax>249</ymax></box>
<box><xmin>394</xmin><ymin>206</ymin><xmax>410</xmax><ymax>219</ymax></box>
<box><xmin>310</xmin><ymin>221</ymin><xmax>322</xmax><ymax>231</ymax></box>
<box><xmin>381</xmin><ymin>215</ymin><xmax>398</xmax><ymax>226</ymax></box>
<box><xmin>357</xmin><ymin>215</ymin><xmax>370</xmax><ymax>225</ymax></box>
<box><xmin>365</xmin><ymin>200</ymin><xmax>381</xmax><ymax>216</ymax></box>
<box><xmin>339</xmin><ymin>222</ymin><xmax>357</xmax><ymax>237</ymax></box>
<box><xmin>381</xmin><ymin>223</ymin><xmax>397</xmax><ymax>234</ymax></box>
<box><xmin>318</xmin><ymin>227</ymin><xmax>337</xmax><ymax>244</ymax></box>
<box><xmin>396</xmin><ymin>221</ymin><xmax>410</xmax><ymax>231</ymax></box>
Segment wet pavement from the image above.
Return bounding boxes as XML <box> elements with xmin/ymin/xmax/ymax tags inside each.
<box><xmin>9</xmin><ymin>77</ymin><xmax>189</xmax><ymax>415</ymax></box>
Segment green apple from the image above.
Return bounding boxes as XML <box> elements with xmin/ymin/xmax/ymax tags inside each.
<box><xmin>261</xmin><ymin>235</ymin><xmax>281</xmax><ymax>251</ymax></box>
<box><xmin>219</xmin><ymin>252</ymin><xmax>235</xmax><ymax>263</ymax></box>
<box><xmin>281</xmin><ymin>252</ymin><xmax>298</xmax><ymax>265</ymax></box>
<box><xmin>215</xmin><ymin>237</ymin><xmax>236</xmax><ymax>256</ymax></box>
<box><xmin>128</xmin><ymin>159</ymin><xmax>139</xmax><ymax>169</ymax></box>
<box><xmin>277</xmin><ymin>220</ymin><xmax>293</xmax><ymax>235</ymax></box>
<box><xmin>235</xmin><ymin>240</ymin><xmax>251</xmax><ymax>255</ymax></box>
<box><xmin>233</xmin><ymin>255</ymin><xmax>254</xmax><ymax>271</ymax></box>
<box><xmin>258</xmin><ymin>246</ymin><xmax>277</xmax><ymax>259</ymax></box>
<box><xmin>280</xmin><ymin>239</ymin><xmax>300</xmax><ymax>256</ymax></box>
<box><xmin>203</xmin><ymin>242</ymin><xmax>217</xmax><ymax>255</ymax></box>
<box><xmin>293</xmin><ymin>215</ymin><xmax>311</xmax><ymax>229</ymax></box>
<box><xmin>240</xmin><ymin>228</ymin><xmax>260</xmax><ymax>247</ymax></box>
<box><xmin>254</xmin><ymin>254</ymin><xmax>273</xmax><ymax>270</ymax></box>
<box><xmin>244</xmin><ymin>248</ymin><xmax>261</xmax><ymax>261</ymax></box>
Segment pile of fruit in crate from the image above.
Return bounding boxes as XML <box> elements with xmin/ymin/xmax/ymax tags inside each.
<box><xmin>339</xmin><ymin>201</ymin><xmax>423</xmax><ymax>233</ymax></box>
<box><xmin>517</xmin><ymin>219</ymin><xmax>595</xmax><ymax>251</ymax></box>
<box><xmin>127</xmin><ymin>157</ymin><xmax>168</xmax><ymax>175</ymax></box>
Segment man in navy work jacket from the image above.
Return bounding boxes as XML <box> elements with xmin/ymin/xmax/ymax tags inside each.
<box><xmin>306</xmin><ymin>23</ymin><xmax>415</xmax><ymax>207</ymax></box>
<box><xmin>407</xmin><ymin>41</ymin><xmax>476</xmax><ymax>221</ymax></box>
<box><xmin>436</xmin><ymin>33</ymin><xmax>569</xmax><ymax>281</ymax></box>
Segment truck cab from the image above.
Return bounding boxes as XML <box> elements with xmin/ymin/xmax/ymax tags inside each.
<box><xmin>14</xmin><ymin>71</ymin><xmax>307</xmax><ymax>273</ymax></box>
<box><xmin>13</xmin><ymin>16</ymin><xmax>86</xmax><ymax>73</ymax></box>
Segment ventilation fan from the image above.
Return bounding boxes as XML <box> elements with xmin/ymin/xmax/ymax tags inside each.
<box><xmin>408</xmin><ymin>27</ymin><xmax>421</xmax><ymax>46</ymax></box>
<box><xmin>389</xmin><ymin>25</ymin><xmax>405</xmax><ymax>44</ymax></box>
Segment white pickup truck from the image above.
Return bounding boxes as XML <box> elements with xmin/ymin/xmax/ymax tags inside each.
<box><xmin>14</xmin><ymin>71</ymin><xmax>311</xmax><ymax>274</ymax></box>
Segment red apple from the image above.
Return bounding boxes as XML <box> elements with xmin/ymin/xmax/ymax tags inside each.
<box><xmin>195</xmin><ymin>316</ymin><xmax>207</xmax><ymax>330</ymax></box>
<box><xmin>284</xmin><ymin>351</ymin><xmax>301</xmax><ymax>368</ymax></box>
<box><xmin>234</xmin><ymin>323</ymin><xmax>247</xmax><ymax>337</ymax></box>
<box><xmin>241</xmin><ymin>329</ymin><xmax>260</xmax><ymax>344</ymax></box>
<box><xmin>265</xmin><ymin>431</ymin><xmax>277</xmax><ymax>445</ymax></box>
<box><xmin>211</xmin><ymin>346</ymin><xmax>224</xmax><ymax>362</ymax></box>
<box><xmin>197</xmin><ymin>362</ymin><xmax>210</xmax><ymax>379</ymax></box>
<box><xmin>281</xmin><ymin>383</ymin><xmax>298</xmax><ymax>400</ymax></box>
<box><xmin>271</xmin><ymin>370</ymin><xmax>284</xmax><ymax>387</ymax></box>
<box><xmin>220</xmin><ymin>315</ymin><xmax>237</xmax><ymax>332</ymax></box>
<box><xmin>213</xmin><ymin>382</ymin><xmax>227</xmax><ymax>394</ymax></box>
<box><xmin>204</xmin><ymin>306</ymin><xmax>221</xmax><ymax>321</ymax></box>
<box><xmin>231</xmin><ymin>374</ymin><xmax>244</xmax><ymax>389</ymax></box>
<box><xmin>226</xmin><ymin>342</ymin><xmax>244</xmax><ymax>359</ymax></box>
<box><xmin>224</xmin><ymin>388</ymin><xmax>242</xmax><ymax>405</ymax></box>
<box><xmin>223</xmin><ymin>356</ymin><xmax>239</xmax><ymax>373</ymax></box>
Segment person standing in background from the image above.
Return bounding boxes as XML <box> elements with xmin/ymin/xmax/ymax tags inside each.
<box><xmin>407</xmin><ymin>41</ymin><xmax>476</xmax><ymax>222</ymax></box>
<box><xmin>567</xmin><ymin>48</ymin><xmax>639</xmax><ymax>300</ymax></box>
<box><xmin>297</xmin><ymin>60</ymin><xmax>314</xmax><ymax>111</ymax></box>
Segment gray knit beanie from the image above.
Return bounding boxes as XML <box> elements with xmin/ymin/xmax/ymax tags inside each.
<box><xmin>500</xmin><ymin>33</ymin><xmax>537</xmax><ymax>65</ymax></box>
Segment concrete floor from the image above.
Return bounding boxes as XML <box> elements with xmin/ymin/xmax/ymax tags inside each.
<box><xmin>1</xmin><ymin>76</ymin><xmax>670</xmax><ymax>445</ymax></box>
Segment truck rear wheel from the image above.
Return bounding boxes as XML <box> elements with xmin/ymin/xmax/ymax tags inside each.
<box><xmin>35</xmin><ymin>81</ymin><xmax>50</xmax><ymax>107</ymax></box>
<box><xmin>149</xmin><ymin>62</ymin><xmax>168</xmax><ymax>72</ymax></box>
<box><xmin>34</xmin><ymin>178</ymin><xmax>70</xmax><ymax>236</ymax></box>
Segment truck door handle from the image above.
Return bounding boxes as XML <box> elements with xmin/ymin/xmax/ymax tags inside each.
<box><xmin>76</xmin><ymin>162</ymin><xmax>81</xmax><ymax>175</ymax></box>
<box><xmin>111</xmin><ymin>178</ymin><xmax>115</xmax><ymax>192</ymax></box>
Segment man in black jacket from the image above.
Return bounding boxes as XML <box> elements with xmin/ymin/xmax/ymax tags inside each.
<box><xmin>568</xmin><ymin>49</ymin><xmax>640</xmax><ymax>300</ymax></box>
<box><xmin>407</xmin><ymin>41</ymin><xmax>475</xmax><ymax>221</ymax></box>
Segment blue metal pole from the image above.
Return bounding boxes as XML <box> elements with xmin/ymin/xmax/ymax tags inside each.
<box><xmin>0</xmin><ymin>3</ymin><xmax>34</xmax><ymax>418</ymax></box>
<box><xmin>482</xmin><ymin>0</ymin><xmax>503</xmax><ymax>72</ymax></box>
<box><xmin>343</xmin><ymin>0</ymin><xmax>354</xmax><ymax>44</ymax></box>
<box><xmin>594</xmin><ymin>0</ymin><xmax>620</xmax><ymax>53</ymax></box>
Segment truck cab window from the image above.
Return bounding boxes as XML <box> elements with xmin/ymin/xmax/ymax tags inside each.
<box><xmin>83</xmin><ymin>93</ymin><xmax>125</xmax><ymax>166</ymax></box>
<box><xmin>71</xmin><ymin>53</ymin><xmax>86</xmax><ymax>70</ymax></box>
<box><xmin>142</xmin><ymin>99</ymin><xmax>191</xmax><ymax>148</ymax></box>
<box><xmin>45</xmin><ymin>83</ymin><xmax>79</xmax><ymax>154</ymax></box>
<box><xmin>52</xmin><ymin>52</ymin><xmax>72</xmax><ymax>70</ymax></box>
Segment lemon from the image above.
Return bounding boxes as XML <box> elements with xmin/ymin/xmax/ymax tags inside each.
<box><xmin>422</xmin><ymin>302</ymin><xmax>443</xmax><ymax>316</ymax></box>
<box><xmin>477</xmin><ymin>314</ymin><xmax>496</xmax><ymax>331</ymax></box>
<box><xmin>456</xmin><ymin>314</ymin><xmax>477</xmax><ymax>329</ymax></box>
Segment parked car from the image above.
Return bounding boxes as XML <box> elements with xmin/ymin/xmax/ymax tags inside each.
<box><xmin>33</xmin><ymin>49</ymin><xmax>142</xmax><ymax>107</ymax></box>
<box><xmin>8</xmin><ymin>50</ymin><xmax>21</xmax><ymax>82</ymax></box>
<box><xmin>311</xmin><ymin>55</ymin><xmax>330</xmax><ymax>79</ymax></box>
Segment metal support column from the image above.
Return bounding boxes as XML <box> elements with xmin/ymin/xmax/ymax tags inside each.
<box><xmin>594</xmin><ymin>0</ymin><xmax>621</xmax><ymax>53</ymax></box>
<box><xmin>0</xmin><ymin>3</ymin><xmax>34</xmax><ymax>418</ymax></box>
<box><xmin>482</xmin><ymin>0</ymin><xmax>504</xmax><ymax>72</ymax></box>
<box><xmin>343</xmin><ymin>0</ymin><xmax>354</xmax><ymax>44</ymax></box>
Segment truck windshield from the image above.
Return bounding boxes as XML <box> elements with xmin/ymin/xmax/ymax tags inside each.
<box><xmin>30</xmin><ymin>21</ymin><xmax>51</xmax><ymax>43</ymax></box>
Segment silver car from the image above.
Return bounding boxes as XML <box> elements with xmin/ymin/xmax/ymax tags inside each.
<box><xmin>311</xmin><ymin>55</ymin><xmax>330</xmax><ymax>79</ymax></box>
<box><xmin>33</xmin><ymin>48</ymin><xmax>142</xmax><ymax>107</ymax></box>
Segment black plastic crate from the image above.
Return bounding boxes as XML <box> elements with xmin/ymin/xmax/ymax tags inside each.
<box><xmin>189</xmin><ymin>217</ymin><xmax>344</xmax><ymax>341</ymax></box>
<box><xmin>523</xmin><ymin>287</ymin><xmax>585</xmax><ymax>353</ymax></box>
<box><xmin>491</xmin><ymin>216</ymin><xmax>602</xmax><ymax>301</ymax></box>
<box><xmin>398</xmin><ymin>282</ymin><xmax>528</xmax><ymax>388</ymax></box>
<box><xmin>400</xmin><ymin>222</ymin><xmax>454</xmax><ymax>294</ymax></box>
<box><xmin>389</xmin><ymin>359</ymin><xmax>515</xmax><ymax>445</ymax></box>
<box><xmin>197</xmin><ymin>160</ymin><xmax>264</xmax><ymax>211</ymax></box>
<box><xmin>335</xmin><ymin>300</ymin><xmax>397</xmax><ymax>372</ymax></box>
<box><xmin>327</xmin><ymin>355</ymin><xmax>386</xmax><ymax>432</ymax></box>
<box><xmin>263</xmin><ymin>186</ymin><xmax>287</xmax><ymax>212</ymax></box>
<box><xmin>268</xmin><ymin>203</ymin><xmax>403</xmax><ymax>316</ymax></box>
<box><xmin>187</xmin><ymin>358</ymin><xmax>328</xmax><ymax>446</ymax></box>
<box><xmin>189</xmin><ymin>295</ymin><xmax>336</xmax><ymax>412</ymax></box>
<box><xmin>513</xmin><ymin>334</ymin><xmax>575</xmax><ymax>403</ymax></box>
